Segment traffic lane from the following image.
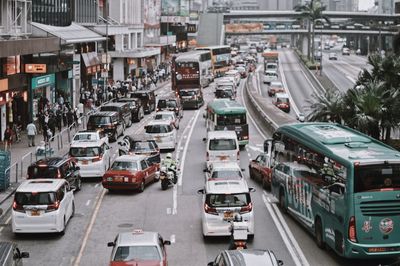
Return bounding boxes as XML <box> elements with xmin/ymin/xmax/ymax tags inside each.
<box><xmin>77</xmin><ymin>107</ymin><xmax>199</xmax><ymax>266</ymax></box>
<box><xmin>279</xmin><ymin>49</ymin><xmax>314</xmax><ymax>114</ymax></box>
<box><xmin>320</xmin><ymin>56</ymin><xmax>355</xmax><ymax>92</ymax></box>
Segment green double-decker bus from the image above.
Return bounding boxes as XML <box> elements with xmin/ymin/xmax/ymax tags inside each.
<box><xmin>267</xmin><ymin>123</ymin><xmax>400</xmax><ymax>259</ymax></box>
<box><xmin>205</xmin><ymin>99</ymin><xmax>249</xmax><ymax>146</ymax></box>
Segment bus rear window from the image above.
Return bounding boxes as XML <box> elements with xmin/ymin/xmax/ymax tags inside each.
<box><xmin>217</xmin><ymin>114</ymin><xmax>246</xmax><ymax>125</ymax></box>
<box><xmin>209</xmin><ymin>139</ymin><xmax>237</xmax><ymax>151</ymax></box>
<box><xmin>354</xmin><ymin>165</ymin><xmax>400</xmax><ymax>193</ymax></box>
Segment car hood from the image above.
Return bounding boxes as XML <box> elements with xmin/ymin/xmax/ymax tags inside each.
<box><xmin>110</xmin><ymin>260</ymin><xmax>162</xmax><ymax>266</ymax></box>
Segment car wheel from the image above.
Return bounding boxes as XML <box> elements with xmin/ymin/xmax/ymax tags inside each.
<box><xmin>315</xmin><ymin>218</ymin><xmax>325</xmax><ymax>249</ymax></box>
<box><xmin>279</xmin><ymin>189</ymin><xmax>287</xmax><ymax>213</ymax></box>
<box><xmin>138</xmin><ymin>180</ymin><xmax>145</xmax><ymax>193</ymax></box>
<box><xmin>249</xmin><ymin>167</ymin><xmax>254</xmax><ymax>179</ymax></box>
<box><xmin>113</xmin><ymin>132</ymin><xmax>118</xmax><ymax>142</ymax></box>
<box><xmin>60</xmin><ymin>217</ymin><xmax>66</xmax><ymax>236</ymax></box>
<box><xmin>71</xmin><ymin>202</ymin><xmax>75</xmax><ymax>218</ymax></box>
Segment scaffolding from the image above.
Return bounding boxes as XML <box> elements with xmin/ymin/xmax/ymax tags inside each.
<box><xmin>0</xmin><ymin>0</ymin><xmax>32</xmax><ymax>36</ymax></box>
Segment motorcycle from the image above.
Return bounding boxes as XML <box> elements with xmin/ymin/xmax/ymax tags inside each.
<box><xmin>159</xmin><ymin>160</ymin><xmax>179</xmax><ymax>190</ymax></box>
<box><xmin>228</xmin><ymin>218</ymin><xmax>249</xmax><ymax>250</ymax></box>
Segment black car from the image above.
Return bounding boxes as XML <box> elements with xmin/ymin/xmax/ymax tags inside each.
<box><xmin>118</xmin><ymin>134</ymin><xmax>161</xmax><ymax>167</ymax></box>
<box><xmin>116</xmin><ymin>97</ymin><xmax>144</xmax><ymax>122</ymax></box>
<box><xmin>100</xmin><ymin>102</ymin><xmax>132</xmax><ymax>128</ymax></box>
<box><xmin>0</xmin><ymin>242</ymin><xmax>29</xmax><ymax>266</ymax></box>
<box><xmin>156</xmin><ymin>97</ymin><xmax>183</xmax><ymax>118</ymax></box>
<box><xmin>87</xmin><ymin>111</ymin><xmax>124</xmax><ymax>142</ymax></box>
<box><xmin>27</xmin><ymin>157</ymin><xmax>82</xmax><ymax>191</ymax></box>
<box><xmin>128</xmin><ymin>90</ymin><xmax>156</xmax><ymax>114</ymax></box>
<box><xmin>208</xmin><ymin>249</ymin><xmax>283</xmax><ymax>266</ymax></box>
<box><xmin>178</xmin><ymin>88</ymin><xmax>204</xmax><ymax>109</ymax></box>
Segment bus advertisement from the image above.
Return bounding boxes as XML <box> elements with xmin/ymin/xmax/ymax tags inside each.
<box><xmin>205</xmin><ymin>99</ymin><xmax>249</xmax><ymax>146</ymax></box>
<box><xmin>196</xmin><ymin>45</ymin><xmax>231</xmax><ymax>76</ymax></box>
<box><xmin>265</xmin><ymin>123</ymin><xmax>400</xmax><ymax>259</ymax></box>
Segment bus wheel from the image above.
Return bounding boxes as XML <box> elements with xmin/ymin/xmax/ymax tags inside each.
<box><xmin>315</xmin><ymin>218</ymin><xmax>325</xmax><ymax>249</ymax></box>
<box><xmin>279</xmin><ymin>189</ymin><xmax>287</xmax><ymax>213</ymax></box>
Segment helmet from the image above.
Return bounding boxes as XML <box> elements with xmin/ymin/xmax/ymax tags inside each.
<box><xmin>233</xmin><ymin>213</ymin><xmax>243</xmax><ymax>222</ymax></box>
<box><xmin>166</xmin><ymin>153</ymin><xmax>172</xmax><ymax>159</ymax></box>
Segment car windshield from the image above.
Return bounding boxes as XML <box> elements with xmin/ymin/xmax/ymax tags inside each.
<box><xmin>111</xmin><ymin>161</ymin><xmax>138</xmax><ymax>171</ymax></box>
<box><xmin>89</xmin><ymin>116</ymin><xmax>110</xmax><ymax>125</ymax></box>
<box><xmin>146</xmin><ymin>125</ymin><xmax>172</xmax><ymax>134</ymax></box>
<box><xmin>209</xmin><ymin>139</ymin><xmax>237</xmax><ymax>150</ymax></box>
<box><xmin>133</xmin><ymin>141</ymin><xmax>155</xmax><ymax>152</ymax></box>
<box><xmin>217</xmin><ymin>114</ymin><xmax>246</xmax><ymax>125</ymax></box>
<box><xmin>215</xmin><ymin>89</ymin><xmax>233</xmax><ymax>98</ymax></box>
<box><xmin>276</xmin><ymin>97</ymin><xmax>289</xmax><ymax>104</ymax></box>
<box><xmin>211</xmin><ymin>170</ymin><xmax>242</xmax><ymax>179</ymax></box>
<box><xmin>70</xmin><ymin>147</ymin><xmax>101</xmax><ymax>157</ymax></box>
<box><xmin>270</xmin><ymin>82</ymin><xmax>282</xmax><ymax>88</ymax></box>
<box><xmin>28</xmin><ymin>166</ymin><xmax>58</xmax><ymax>179</ymax></box>
<box><xmin>158</xmin><ymin>100</ymin><xmax>177</xmax><ymax>108</ymax></box>
<box><xmin>354</xmin><ymin>164</ymin><xmax>400</xmax><ymax>193</ymax></box>
<box><xmin>73</xmin><ymin>133</ymin><xmax>97</xmax><ymax>141</ymax></box>
<box><xmin>113</xmin><ymin>246</ymin><xmax>161</xmax><ymax>262</ymax></box>
<box><xmin>15</xmin><ymin>192</ymin><xmax>56</xmax><ymax>206</ymax></box>
<box><xmin>154</xmin><ymin>114</ymin><xmax>173</xmax><ymax>120</ymax></box>
<box><xmin>206</xmin><ymin>193</ymin><xmax>250</xmax><ymax>208</ymax></box>
<box><xmin>100</xmin><ymin>106</ymin><xmax>119</xmax><ymax>112</ymax></box>
<box><xmin>179</xmin><ymin>90</ymin><xmax>198</xmax><ymax>96</ymax></box>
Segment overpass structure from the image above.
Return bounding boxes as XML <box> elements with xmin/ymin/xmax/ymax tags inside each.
<box><xmin>197</xmin><ymin>10</ymin><xmax>400</xmax><ymax>53</ymax></box>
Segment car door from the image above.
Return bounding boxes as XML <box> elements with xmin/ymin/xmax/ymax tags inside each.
<box><xmin>62</xmin><ymin>161</ymin><xmax>74</xmax><ymax>185</ymax></box>
<box><xmin>140</xmin><ymin>160</ymin><xmax>151</xmax><ymax>184</ymax></box>
<box><xmin>260</xmin><ymin>154</ymin><xmax>272</xmax><ymax>184</ymax></box>
<box><xmin>146</xmin><ymin>158</ymin><xmax>157</xmax><ymax>181</ymax></box>
<box><xmin>64</xmin><ymin>183</ymin><xmax>74</xmax><ymax>221</ymax></box>
<box><xmin>251</xmin><ymin>155</ymin><xmax>263</xmax><ymax>180</ymax></box>
<box><xmin>103</xmin><ymin>143</ymin><xmax>111</xmax><ymax>169</ymax></box>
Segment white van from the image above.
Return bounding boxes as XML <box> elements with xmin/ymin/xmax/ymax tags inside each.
<box><xmin>69</xmin><ymin>139</ymin><xmax>111</xmax><ymax>178</ymax></box>
<box><xmin>145</xmin><ymin>120</ymin><xmax>177</xmax><ymax>151</ymax></box>
<box><xmin>205</xmin><ymin>131</ymin><xmax>239</xmax><ymax>169</ymax></box>
<box><xmin>263</xmin><ymin>70</ymin><xmax>278</xmax><ymax>84</ymax></box>
<box><xmin>198</xmin><ymin>179</ymin><xmax>255</xmax><ymax>237</ymax></box>
<box><xmin>12</xmin><ymin>179</ymin><xmax>75</xmax><ymax>234</ymax></box>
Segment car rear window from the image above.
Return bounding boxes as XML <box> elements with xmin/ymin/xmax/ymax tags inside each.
<box><xmin>132</xmin><ymin>141</ymin><xmax>156</xmax><ymax>152</ymax></box>
<box><xmin>179</xmin><ymin>90</ymin><xmax>198</xmax><ymax>97</ymax></box>
<box><xmin>15</xmin><ymin>192</ymin><xmax>56</xmax><ymax>205</ymax></box>
<box><xmin>206</xmin><ymin>193</ymin><xmax>250</xmax><ymax>208</ymax></box>
<box><xmin>146</xmin><ymin>125</ymin><xmax>172</xmax><ymax>134</ymax></box>
<box><xmin>111</xmin><ymin>161</ymin><xmax>138</xmax><ymax>171</ymax></box>
<box><xmin>100</xmin><ymin>106</ymin><xmax>119</xmax><ymax>112</ymax></box>
<box><xmin>28</xmin><ymin>166</ymin><xmax>58</xmax><ymax>179</ymax></box>
<box><xmin>73</xmin><ymin>133</ymin><xmax>98</xmax><ymax>141</ymax></box>
<box><xmin>209</xmin><ymin>139</ymin><xmax>237</xmax><ymax>151</ymax></box>
<box><xmin>276</xmin><ymin>97</ymin><xmax>289</xmax><ymax>104</ymax></box>
<box><xmin>154</xmin><ymin>114</ymin><xmax>173</xmax><ymax>120</ymax></box>
<box><xmin>89</xmin><ymin>116</ymin><xmax>111</xmax><ymax>125</ymax></box>
<box><xmin>113</xmin><ymin>246</ymin><xmax>161</xmax><ymax>261</ymax></box>
<box><xmin>70</xmin><ymin>147</ymin><xmax>101</xmax><ymax>157</ymax></box>
<box><xmin>211</xmin><ymin>170</ymin><xmax>242</xmax><ymax>179</ymax></box>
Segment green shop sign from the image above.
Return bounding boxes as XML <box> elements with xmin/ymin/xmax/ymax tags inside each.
<box><xmin>31</xmin><ymin>74</ymin><xmax>55</xmax><ymax>90</ymax></box>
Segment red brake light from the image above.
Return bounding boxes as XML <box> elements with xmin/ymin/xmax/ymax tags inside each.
<box><xmin>204</xmin><ymin>203</ymin><xmax>218</xmax><ymax>215</ymax></box>
<box><xmin>46</xmin><ymin>201</ymin><xmax>60</xmax><ymax>212</ymax></box>
<box><xmin>240</xmin><ymin>202</ymin><xmax>252</xmax><ymax>214</ymax></box>
<box><xmin>57</xmin><ymin>169</ymin><xmax>62</xmax><ymax>178</ymax></box>
<box><xmin>348</xmin><ymin>216</ymin><xmax>357</xmax><ymax>242</ymax></box>
<box><xmin>12</xmin><ymin>201</ymin><xmax>25</xmax><ymax>213</ymax></box>
<box><xmin>92</xmin><ymin>155</ymin><xmax>103</xmax><ymax>162</ymax></box>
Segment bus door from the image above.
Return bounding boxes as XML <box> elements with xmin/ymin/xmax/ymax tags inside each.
<box><xmin>205</xmin><ymin>110</ymin><xmax>216</xmax><ymax>131</ymax></box>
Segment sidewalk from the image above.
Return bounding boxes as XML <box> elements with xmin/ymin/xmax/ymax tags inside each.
<box><xmin>0</xmin><ymin>79</ymin><xmax>171</xmax><ymax>220</ymax></box>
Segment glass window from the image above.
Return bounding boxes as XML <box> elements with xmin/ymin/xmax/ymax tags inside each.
<box><xmin>132</xmin><ymin>141</ymin><xmax>155</xmax><ymax>152</ymax></box>
<box><xmin>140</xmin><ymin>160</ymin><xmax>148</xmax><ymax>170</ymax></box>
<box><xmin>209</xmin><ymin>139</ymin><xmax>237</xmax><ymax>151</ymax></box>
<box><xmin>15</xmin><ymin>192</ymin><xmax>56</xmax><ymax>205</ymax></box>
<box><xmin>354</xmin><ymin>164</ymin><xmax>400</xmax><ymax>193</ymax></box>
<box><xmin>145</xmin><ymin>125</ymin><xmax>171</xmax><ymax>134</ymax></box>
<box><xmin>111</xmin><ymin>161</ymin><xmax>138</xmax><ymax>171</ymax></box>
<box><xmin>69</xmin><ymin>147</ymin><xmax>101</xmax><ymax>157</ymax></box>
<box><xmin>113</xmin><ymin>246</ymin><xmax>161</xmax><ymax>261</ymax></box>
<box><xmin>211</xmin><ymin>170</ymin><xmax>242</xmax><ymax>179</ymax></box>
<box><xmin>28</xmin><ymin>165</ymin><xmax>58</xmax><ymax>179</ymax></box>
<box><xmin>89</xmin><ymin>116</ymin><xmax>111</xmax><ymax>125</ymax></box>
<box><xmin>216</xmin><ymin>114</ymin><xmax>246</xmax><ymax>125</ymax></box>
<box><xmin>206</xmin><ymin>193</ymin><xmax>250</xmax><ymax>208</ymax></box>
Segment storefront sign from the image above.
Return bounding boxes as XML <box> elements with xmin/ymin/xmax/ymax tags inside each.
<box><xmin>25</xmin><ymin>64</ymin><xmax>47</xmax><ymax>74</ymax></box>
<box><xmin>31</xmin><ymin>74</ymin><xmax>55</xmax><ymax>90</ymax></box>
<box><xmin>73</xmin><ymin>54</ymin><xmax>81</xmax><ymax>79</ymax></box>
<box><xmin>0</xmin><ymin>79</ymin><xmax>8</xmax><ymax>92</ymax></box>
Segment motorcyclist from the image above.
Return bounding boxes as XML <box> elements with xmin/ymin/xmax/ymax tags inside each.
<box><xmin>163</xmin><ymin>153</ymin><xmax>177</xmax><ymax>182</ymax></box>
<box><xmin>228</xmin><ymin>214</ymin><xmax>248</xmax><ymax>250</ymax></box>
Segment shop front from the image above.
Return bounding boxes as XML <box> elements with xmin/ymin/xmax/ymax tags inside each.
<box><xmin>30</xmin><ymin>73</ymin><xmax>56</xmax><ymax>121</ymax></box>
<box><xmin>81</xmin><ymin>52</ymin><xmax>101</xmax><ymax>90</ymax></box>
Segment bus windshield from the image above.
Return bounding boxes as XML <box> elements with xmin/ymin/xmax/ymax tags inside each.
<box><xmin>354</xmin><ymin>164</ymin><xmax>400</xmax><ymax>192</ymax></box>
<box><xmin>217</xmin><ymin>114</ymin><xmax>246</xmax><ymax>125</ymax></box>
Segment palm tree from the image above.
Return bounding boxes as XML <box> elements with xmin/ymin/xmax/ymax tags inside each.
<box><xmin>294</xmin><ymin>0</ymin><xmax>330</xmax><ymax>61</ymax></box>
<box><xmin>305</xmin><ymin>89</ymin><xmax>343</xmax><ymax>123</ymax></box>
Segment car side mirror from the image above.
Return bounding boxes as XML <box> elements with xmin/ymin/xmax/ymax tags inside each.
<box><xmin>197</xmin><ymin>189</ymin><xmax>205</xmax><ymax>194</ymax></box>
<box><xmin>202</xmin><ymin>138</ymin><xmax>206</xmax><ymax>142</ymax></box>
<box><xmin>278</xmin><ymin>260</ymin><xmax>284</xmax><ymax>266</ymax></box>
<box><xmin>118</xmin><ymin>141</ymin><xmax>123</xmax><ymax>145</ymax></box>
<box><xmin>75</xmin><ymin>166</ymin><xmax>80</xmax><ymax>171</ymax></box>
<box><xmin>163</xmin><ymin>240</ymin><xmax>171</xmax><ymax>245</ymax></box>
<box><xmin>203</xmin><ymin>168</ymin><xmax>209</xmax><ymax>173</ymax></box>
<box><xmin>249</xmin><ymin>187</ymin><xmax>256</xmax><ymax>192</ymax></box>
<box><xmin>241</xmin><ymin>168</ymin><xmax>245</xmax><ymax>171</ymax></box>
<box><xmin>208</xmin><ymin>263</ymin><xmax>216</xmax><ymax>266</ymax></box>
<box><xmin>107</xmin><ymin>242</ymin><xmax>115</xmax><ymax>247</ymax></box>
<box><xmin>21</xmin><ymin>252</ymin><xmax>30</xmax><ymax>258</ymax></box>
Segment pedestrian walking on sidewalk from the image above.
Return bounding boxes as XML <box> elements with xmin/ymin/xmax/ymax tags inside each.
<box><xmin>3</xmin><ymin>125</ymin><xmax>13</xmax><ymax>151</ymax></box>
<box><xmin>27</xmin><ymin>121</ymin><xmax>37</xmax><ymax>147</ymax></box>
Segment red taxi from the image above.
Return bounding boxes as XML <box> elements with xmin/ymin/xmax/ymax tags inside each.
<box><xmin>102</xmin><ymin>155</ymin><xmax>158</xmax><ymax>192</ymax></box>
<box><xmin>249</xmin><ymin>152</ymin><xmax>272</xmax><ymax>189</ymax></box>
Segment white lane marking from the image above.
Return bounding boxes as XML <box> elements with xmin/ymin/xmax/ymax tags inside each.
<box><xmin>172</xmin><ymin>184</ymin><xmax>178</xmax><ymax>215</ymax></box>
<box><xmin>74</xmin><ymin>189</ymin><xmax>106</xmax><ymax>266</ymax></box>
<box><xmin>167</xmin><ymin>208</ymin><xmax>172</xmax><ymax>215</ymax></box>
<box><xmin>178</xmin><ymin>110</ymin><xmax>201</xmax><ymax>187</ymax></box>
<box><xmin>248</xmin><ymin>145</ymin><xmax>263</xmax><ymax>153</ymax></box>
<box><xmin>170</xmin><ymin>234</ymin><xmax>176</xmax><ymax>244</ymax></box>
<box><xmin>345</xmin><ymin>75</ymin><xmax>356</xmax><ymax>84</ymax></box>
<box><xmin>247</xmin><ymin>153</ymin><xmax>251</xmax><ymax>157</ymax></box>
<box><xmin>0</xmin><ymin>216</ymin><xmax>11</xmax><ymax>234</ymax></box>
<box><xmin>94</xmin><ymin>183</ymin><xmax>99</xmax><ymax>188</ymax></box>
<box><xmin>279</xmin><ymin>54</ymin><xmax>300</xmax><ymax>115</ymax></box>
<box><xmin>262</xmin><ymin>193</ymin><xmax>304</xmax><ymax>266</ymax></box>
<box><xmin>85</xmin><ymin>200</ymin><xmax>91</xmax><ymax>206</ymax></box>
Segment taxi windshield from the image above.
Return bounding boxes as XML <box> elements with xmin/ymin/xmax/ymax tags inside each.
<box><xmin>111</xmin><ymin>161</ymin><xmax>138</xmax><ymax>171</ymax></box>
<box><xmin>113</xmin><ymin>246</ymin><xmax>161</xmax><ymax>261</ymax></box>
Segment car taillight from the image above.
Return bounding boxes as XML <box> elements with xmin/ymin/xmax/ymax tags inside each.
<box><xmin>46</xmin><ymin>201</ymin><xmax>60</xmax><ymax>212</ymax></box>
<box><xmin>204</xmin><ymin>203</ymin><xmax>218</xmax><ymax>215</ymax></box>
<box><xmin>243</xmin><ymin>135</ymin><xmax>249</xmax><ymax>140</ymax></box>
<box><xmin>92</xmin><ymin>155</ymin><xmax>103</xmax><ymax>162</ymax></box>
<box><xmin>57</xmin><ymin>169</ymin><xmax>62</xmax><ymax>178</ymax></box>
<box><xmin>12</xmin><ymin>201</ymin><xmax>25</xmax><ymax>213</ymax></box>
<box><xmin>348</xmin><ymin>216</ymin><xmax>357</xmax><ymax>242</ymax></box>
<box><xmin>240</xmin><ymin>202</ymin><xmax>252</xmax><ymax>214</ymax></box>
<box><xmin>105</xmin><ymin>125</ymin><xmax>114</xmax><ymax>129</ymax></box>
<box><xmin>206</xmin><ymin>152</ymin><xmax>209</xmax><ymax>161</ymax></box>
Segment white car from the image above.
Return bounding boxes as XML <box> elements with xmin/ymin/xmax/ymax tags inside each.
<box><xmin>328</xmin><ymin>53</ymin><xmax>338</xmax><ymax>60</ymax></box>
<box><xmin>145</xmin><ymin>120</ymin><xmax>177</xmax><ymax>151</ymax></box>
<box><xmin>204</xmin><ymin>131</ymin><xmax>239</xmax><ymax>169</ymax></box>
<box><xmin>342</xmin><ymin>47</ymin><xmax>350</xmax><ymax>55</ymax></box>
<box><xmin>205</xmin><ymin>161</ymin><xmax>244</xmax><ymax>181</ymax></box>
<box><xmin>225</xmin><ymin>70</ymin><xmax>241</xmax><ymax>86</ymax></box>
<box><xmin>72</xmin><ymin>130</ymin><xmax>109</xmax><ymax>144</ymax></box>
<box><xmin>198</xmin><ymin>179</ymin><xmax>255</xmax><ymax>237</ymax></box>
<box><xmin>12</xmin><ymin>179</ymin><xmax>74</xmax><ymax>234</ymax></box>
<box><xmin>263</xmin><ymin>70</ymin><xmax>278</xmax><ymax>84</ymax></box>
<box><xmin>69</xmin><ymin>139</ymin><xmax>111</xmax><ymax>178</ymax></box>
<box><xmin>154</xmin><ymin>110</ymin><xmax>180</xmax><ymax>129</ymax></box>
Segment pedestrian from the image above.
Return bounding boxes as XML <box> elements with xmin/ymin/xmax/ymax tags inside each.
<box><xmin>56</xmin><ymin>107</ymin><xmax>62</xmax><ymax>132</ymax></box>
<box><xmin>48</xmin><ymin>115</ymin><xmax>56</xmax><ymax>140</ymax></box>
<box><xmin>42</xmin><ymin>123</ymin><xmax>49</xmax><ymax>142</ymax></box>
<box><xmin>3</xmin><ymin>125</ymin><xmax>13</xmax><ymax>151</ymax></box>
<box><xmin>67</xmin><ymin>108</ymin><xmax>74</xmax><ymax>127</ymax></box>
<box><xmin>26</xmin><ymin>120</ymin><xmax>37</xmax><ymax>147</ymax></box>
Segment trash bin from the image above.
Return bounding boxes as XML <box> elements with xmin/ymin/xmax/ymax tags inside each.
<box><xmin>0</xmin><ymin>150</ymin><xmax>11</xmax><ymax>191</ymax></box>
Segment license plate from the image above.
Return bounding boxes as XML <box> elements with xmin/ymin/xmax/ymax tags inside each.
<box><xmin>223</xmin><ymin>211</ymin><xmax>233</xmax><ymax>221</ymax></box>
<box><xmin>218</xmin><ymin>155</ymin><xmax>228</xmax><ymax>160</ymax></box>
<box><xmin>114</xmin><ymin>177</ymin><xmax>123</xmax><ymax>182</ymax></box>
<box><xmin>107</xmin><ymin>177</ymin><xmax>113</xmax><ymax>181</ymax></box>
<box><xmin>31</xmin><ymin>210</ymin><xmax>40</xmax><ymax>216</ymax></box>
<box><xmin>82</xmin><ymin>160</ymin><xmax>88</xmax><ymax>165</ymax></box>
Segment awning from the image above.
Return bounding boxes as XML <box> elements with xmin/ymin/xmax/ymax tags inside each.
<box><xmin>82</xmin><ymin>52</ymin><xmax>101</xmax><ymax>67</ymax></box>
<box><xmin>108</xmin><ymin>48</ymin><xmax>160</xmax><ymax>59</ymax></box>
<box><xmin>31</xmin><ymin>22</ymin><xmax>106</xmax><ymax>44</ymax></box>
